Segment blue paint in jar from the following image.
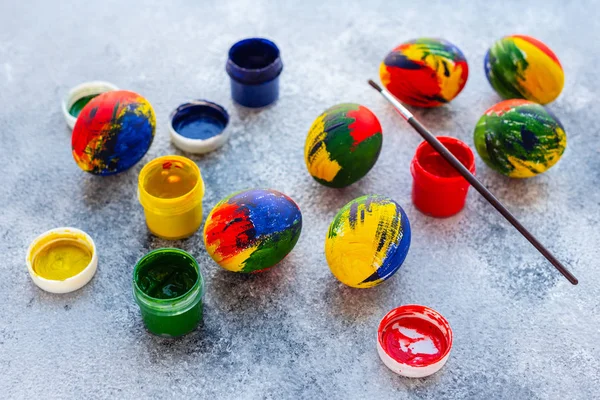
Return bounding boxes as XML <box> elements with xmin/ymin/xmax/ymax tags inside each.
<box><xmin>226</xmin><ymin>38</ymin><xmax>283</xmax><ymax>108</ymax></box>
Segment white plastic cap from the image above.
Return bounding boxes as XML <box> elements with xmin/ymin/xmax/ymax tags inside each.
<box><xmin>377</xmin><ymin>304</ymin><xmax>453</xmax><ymax>378</ymax></box>
<box><xmin>62</xmin><ymin>81</ymin><xmax>118</xmax><ymax>129</ymax></box>
<box><xmin>26</xmin><ymin>227</ymin><xmax>98</xmax><ymax>294</ymax></box>
<box><xmin>169</xmin><ymin>100</ymin><xmax>230</xmax><ymax>154</ymax></box>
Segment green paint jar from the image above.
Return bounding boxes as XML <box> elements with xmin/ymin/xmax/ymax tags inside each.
<box><xmin>133</xmin><ymin>248</ymin><xmax>204</xmax><ymax>337</ymax></box>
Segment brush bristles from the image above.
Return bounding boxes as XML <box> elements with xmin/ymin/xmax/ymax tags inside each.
<box><xmin>368</xmin><ymin>79</ymin><xmax>382</xmax><ymax>92</ymax></box>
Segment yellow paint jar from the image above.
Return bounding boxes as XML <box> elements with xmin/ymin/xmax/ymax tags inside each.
<box><xmin>138</xmin><ymin>155</ymin><xmax>205</xmax><ymax>240</ymax></box>
<box><xmin>26</xmin><ymin>227</ymin><xmax>98</xmax><ymax>293</ymax></box>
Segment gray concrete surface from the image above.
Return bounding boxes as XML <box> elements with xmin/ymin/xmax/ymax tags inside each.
<box><xmin>1</xmin><ymin>0</ymin><xmax>599</xmax><ymax>398</ymax></box>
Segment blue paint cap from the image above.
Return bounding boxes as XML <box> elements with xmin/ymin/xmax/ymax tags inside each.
<box><xmin>226</xmin><ymin>38</ymin><xmax>283</xmax><ymax>108</ymax></box>
<box><xmin>169</xmin><ymin>100</ymin><xmax>230</xmax><ymax>154</ymax></box>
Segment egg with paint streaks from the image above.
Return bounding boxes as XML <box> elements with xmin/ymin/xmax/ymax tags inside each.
<box><xmin>379</xmin><ymin>38</ymin><xmax>468</xmax><ymax>108</ymax></box>
<box><xmin>474</xmin><ymin>99</ymin><xmax>566</xmax><ymax>178</ymax></box>
<box><xmin>485</xmin><ymin>35</ymin><xmax>564</xmax><ymax>105</ymax></box>
<box><xmin>325</xmin><ymin>195</ymin><xmax>411</xmax><ymax>288</ymax></box>
<box><xmin>203</xmin><ymin>189</ymin><xmax>302</xmax><ymax>273</ymax></box>
<box><xmin>72</xmin><ymin>90</ymin><xmax>156</xmax><ymax>175</ymax></box>
<box><xmin>304</xmin><ymin>103</ymin><xmax>382</xmax><ymax>188</ymax></box>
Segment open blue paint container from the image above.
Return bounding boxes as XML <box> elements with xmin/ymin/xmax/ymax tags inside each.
<box><xmin>226</xmin><ymin>38</ymin><xmax>283</xmax><ymax>108</ymax></box>
<box><xmin>169</xmin><ymin>100</ymin><xmax>230</xmax><ymax>154</ymax></box>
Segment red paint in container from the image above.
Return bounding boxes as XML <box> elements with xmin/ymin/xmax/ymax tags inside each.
<box><xmin>377</xmin><ymin>305</ymin><xmax>452</xmax><ymax>378</ymax></box>
<box><xmin>410</xmin><ymin>136</ymin><xmax>475</xmax><ymax>218</ymax></box>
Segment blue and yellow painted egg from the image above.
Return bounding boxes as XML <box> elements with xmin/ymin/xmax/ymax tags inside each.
<box><xmin>474</xmin><ymin>99</ymin><xmax>566</xmax><ymax>178</ymax></box>
<box><xmin>304</xmin><ymin>103</ymin><xmax>382</xmax><ymax>188</ymax></box>
<box><xmin>204</xmin><ymin>189</ymin><xmax>302</xmax><ymax>273</ymax></box>
<box><xmin>485</xmin><ymin>35</ymin><xmax>564</xmax><ymax>104</ymax></box>
<box><xmin>72</xmin><ymin>90</ymin><xmax>156</xmax><ymax>175</ymax></box>
<box><xmin>379</xmin><ymin>38</ymin><xmax>469</xmax><ymax>108</ymax></box>
<box><xmin>325</xmin><ymin>195</ymin><xmax>411</xmax><ymax>288</ymax></box>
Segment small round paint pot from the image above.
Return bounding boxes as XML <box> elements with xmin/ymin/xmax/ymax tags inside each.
<box><xmin>169</xmin><ymin>100</ymin><xmax>230</xmax><ymax>154</ymax></box>
<box><xmin>62</xmin><ymin>81</ymin><xmax>118</xmax><ymax>129</ymax></box>
<box><xmin>26</xmin><ymin>227</ymin><xmax>98</xmax><ymax>294</ymax></box>
<box><xmin>226</xmin><ymin>38</ymin><xmax>283</xmax><ymax>108</ymax></box>
<box><xmin>133</xmin><ymin>248</ymin><xmax>204</xmax><ymax>337</ymax></box>
<box><xmin>377</xmin><ymin>305</ymin><xmax>453</xmax><ymax>378</ymax></box>
<box><xmin>138</xmin><ymin>155</ymin><xmax>205</xmax><ymax>240</ymax></box>
<box><xmin>410</xmin><ymin>136</ymin><xmax>475</xmax><ymax>218</ymax></box>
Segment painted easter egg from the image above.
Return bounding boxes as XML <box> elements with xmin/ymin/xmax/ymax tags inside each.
<box><xmin>204</xmin><ymin>189</ymin><xmax>302</xmax><ymax>273</ymax></box>
<box><xmin>325</xmin><ymin>195</ymin><xmax>411</xmax><ymax>288</ymax></box>
<box><xmin>304</xmin><ymin>103</ymin><xmax>382</xmax><ymax>188</ymax></box>
<box><xmin>485</xmin><ymin>35</ymin><xmax>564</xmax><ymax>104</ymax></box>
<box><xmin>474</xmin><ymin>99</ymin><xmax>566</xmax><ymax>178</ymax></box>
<box><xmin>72</xmin><ymin>90</ymin><xmax>156</xmax><ymax>175</ymax></box>
<box><xmin>379</xmin><ymin>38</ymin><xmax>468</xmax><ymax>108</ymax></box>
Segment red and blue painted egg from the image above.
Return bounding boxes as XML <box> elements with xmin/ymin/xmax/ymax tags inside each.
<box><xmin>203</xmin><ymin>189</ymin><xmax>302</xmax><ymax>273</ymax></box>
<box><xmin>379</xmin><ymin>38</ymin><xmax>469</xmax><ymax>108</ymax></box>
<box><xmin>72</xmin><ymin>90</ymin><xmax>156</xmax><ymax>175</ymax></box>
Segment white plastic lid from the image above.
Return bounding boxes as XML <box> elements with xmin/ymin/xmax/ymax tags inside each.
<box><xmin>169</xmin><ymin>100</ymin><xmax>230</xmax><ymax>154</ymax></box>
<box><xmin>62</xmin><ymin>81</ymin><xmax>118</xmax><ymax>129</ymax></box>
<box><xmin>26</xmin><ymin>227</ymin><xmax>98</xmax><ymax>294</ymax></box>
<box><xmin>377</xmin><ymin>304</ymin><xmax>453</xmax><ymax>378</ymax></box>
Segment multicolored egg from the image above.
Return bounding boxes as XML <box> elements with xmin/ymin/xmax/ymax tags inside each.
<box><xmin>325</xmin><ymin>195</ymin><xmax>411</xmax><ymax>288</ymax></box>
<box><xmin>379</xmin><ymin>38</ymin><xmax>469</xmax><ymax>108</ymax></box>
<box><xmin>474</xmin><ymin>99</ymin><xmax>566</xmax><ymax>178</ymax></box>
<box><xmin>72</xmin><ymin>90</ymin><xmax>156</xmax><ymax>175</ymax></box>
<box><xmin>304</xmin><ymin>103</ymin><xmax>382</xmax><ymax>188</ymax></box>
<box><xmin>485</xmin><ymin>35</ymin><xmax>564</xmax><ymax>104</ymax></box>
<box><xmin>204</xmin><ymin>189</ymin><xmax>302</xmax><ymax>273</ymax></box>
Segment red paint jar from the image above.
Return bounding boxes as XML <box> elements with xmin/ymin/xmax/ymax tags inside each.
<box><xmin>410</xmin><ymin>136</ymin><xmax>475</xmax><ymax>218</ymax></box>
<box><xmin>377</xmin><ymin>304</ymin><xmax>453</xmax><ymax>378</ymax></box>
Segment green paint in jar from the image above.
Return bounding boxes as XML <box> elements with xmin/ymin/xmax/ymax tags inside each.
<box><xmin>133</xmin><ymin>248</ymin><xmax>204</xmax><ymax>337</ymax></box>
<box><xmin>69</xmin><ymin>94</ymin><xmax>99</xmax><ymax>117</ymax></box>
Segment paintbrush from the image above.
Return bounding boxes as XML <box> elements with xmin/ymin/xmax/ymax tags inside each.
<box><xmin>368</xmin><ymin>79</ymin><xmax>578</xmax><ymax>285</ymax></box>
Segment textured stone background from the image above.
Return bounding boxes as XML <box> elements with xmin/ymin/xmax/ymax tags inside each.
<box><xmin>1</xmin><ymin>0</ymin><xmax>599</xmax><ymax>399</ymax></box>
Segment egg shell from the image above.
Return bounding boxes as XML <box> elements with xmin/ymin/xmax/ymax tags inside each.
<box><xmin>204</xmin><ymin>189</ymin><xmax>302</xmax><ymax>273</ymax></box>
<box><xmin>72</xmin><ymin>90</ymin><xmax>156</xmax><ymax>175</ymax></box>
<box><xmin>485</xmin><ymin>35</ymin><xmax>564</xmax><ymax>105</ymax></box>
<box><xmin>379</xmin><ymin>38</ymin><xmax>469</xmax><ymax>108</ymax></box>
<box><xmin>325</xmin><ymin>195</ymin><xmax>411</xmax><ymax>288</ymax></box>
<box><xmin>473</xmin><ymin>99</ymin><xmax>567</xmax><ymax>178</ymax></box>
<box><xmin>304</xmin><ymin>103</ymin><xmax>382</xmax><ymax>188</ymax></box>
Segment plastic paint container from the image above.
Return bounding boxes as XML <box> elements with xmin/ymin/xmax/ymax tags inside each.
<box><xmin>133</xmin><ymin>248</ymin><xmax>204</xmax><ymax>337</ymax></box>
<box><xmin>410</xmin><ymin>136</ymin><xmax>476</xmax><ymax>218</ymax></box>
<box><xmin>169</xmin><ymin>100</ymin><xmax>230</xmax><ymax>154</ymax></box>
<box><xmin>26</xmin><ymin>227</ymin><xmax>98</xmax><ymax>294</ymax></box>
<box><xmin>138</xmin><ymin>155</ymin><xmax>205</xmax><ymax>240</ymax></box>
<box><xmin>226</xmin><ymin>38</ymin><xmax>283</xmax><ymax>108</ymax></box>
<box><xmin>377</xmin><ymin>305</ymin><xmax>453</xmax><ymax>378</ymax></box>
<box><xmin>62</xmin><ymin>81</ymin><xmax>118</xmax><ymax>129</ymax></box>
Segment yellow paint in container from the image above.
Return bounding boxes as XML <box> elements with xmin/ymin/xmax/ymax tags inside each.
<box><xmin>33</xmin><ymin>239</ymin><xmax>91</xmax><ymax>280</ymax></box>
<box><xmin>26</xmin><ymin>227</ymin><xmax>98</xmax><ymax>293</ymax></box>
<box><xmin>138</xmin><ymin>155</ymin><xmax>205</xmax><ymax>240</ymax></box>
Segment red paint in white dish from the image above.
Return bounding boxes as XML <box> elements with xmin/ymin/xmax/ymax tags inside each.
<box><xmin>377</xmin><ymin>304</ymin><xmax>453</xmax><ymax>378</ymax></box>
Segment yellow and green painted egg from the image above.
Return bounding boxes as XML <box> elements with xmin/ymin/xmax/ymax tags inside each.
<box><xmin>485</xmin><ymin>35</ymin><xmax>564</xmax><ymax>104</ymax></box>
<box><xmin>325</xmin><ymin>195</ymin><xmax>411</xmax><ymax>288</ymax></box>
<box><xmin>474</xmin><ymin>99</ymin><xmax>566</xmax><ymax>178</ymax></box>
<box><xmin>304</xmin><ymin>103</ymin><xmax>382</xmax><ymax>188</ymax></box>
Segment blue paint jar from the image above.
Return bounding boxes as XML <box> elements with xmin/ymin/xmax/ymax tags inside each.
<box><xmin>226</xmin><ymin>38</ymin><xmax>283</xmax><ymax>108</ymax></box>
